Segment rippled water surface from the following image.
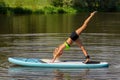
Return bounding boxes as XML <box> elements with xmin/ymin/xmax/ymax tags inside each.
<box><xmin>0</xmin><ymin>13</ymin><xmax>120</xmax><ymax>80</ymax></box>
<box><xmin>0</xmin><ymin>33</ymin><xmax>120</xmax><ymax>80</ymax></box>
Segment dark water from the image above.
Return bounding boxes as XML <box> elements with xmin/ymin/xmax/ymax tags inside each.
<box><xmin>0</xmin><ymin>13</ymin><xmax>120</xmax><ymax>80</ymax></box>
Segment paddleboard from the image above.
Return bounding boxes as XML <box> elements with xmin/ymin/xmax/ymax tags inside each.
<box><xmin>8</xmin><ymin>57</ymin><xmax>109</xmax><ymax>69</ymax></box>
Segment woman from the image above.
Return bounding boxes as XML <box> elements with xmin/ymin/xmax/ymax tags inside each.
<box><xmin>51</xmin><ymin>11</ymin><xmax>97</xmax><ymax>63</ymax></box>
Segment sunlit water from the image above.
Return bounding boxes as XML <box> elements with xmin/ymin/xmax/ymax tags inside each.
<box><xmin>0</xmin><ymin>13</ymin><xmax>120</xmax><ymax>80</ymax></box>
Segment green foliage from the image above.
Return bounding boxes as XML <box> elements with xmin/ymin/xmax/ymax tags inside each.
<box><xmin>51</xmin><ymin>0</ymin><xmax>73</xmax><ymax>7</ymax></box>
<box><xmin>34</xmin><ymin>9</ymin><xmax>45</xmax><ymax>14</ymax></box>
<box><xmin>43</xmin><ymin>6</ymin><xmax>57</xmax><ymax>14</ymax></box>
<box><xmin>0</xmin><ymin>1</ymin><xmax>7</xmax><ymax>14</ymax></box>
<box><xmin>34</xmin><ymin>6</ymin><xmax>76</xmax><ymax>14</ymax></box>
<box><xmin>13</xmin><ymin>7</ymin><xmax>32</xmax><ymax>14</ymax></box>
<box><xmin>51</xmin><ymin>0</ymin><xmax>120</xmax><ymax>12</ymax></box>
<box><xmin>0</xmin><ymin>0</ymin><xmax>120</xmax><ymax>15</ymax></box>
<box><xmin>51</xmin><ymin>0</ymin><xmax>63</xmax><ymax>7</ymax></box>
<box><xmin>85</xmin><ymin>0</ymin><xmax>118</xmax><ymax>12</ymax></box>
<box><xmin>63</xmin><ymin>0</ymin><xmax>73</xmax><ymax>7</ymax></box>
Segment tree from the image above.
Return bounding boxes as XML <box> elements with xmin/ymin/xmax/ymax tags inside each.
<box><xmin>85</xmin><ymin>0</ymin><xmax>118</xmax><ymax>12</ymax></box>
<box><xmin>51</xmin><ymin>0</ymin><xmax>63</xmax><ymax>7</ymax></box>
<box><xmin>0</xmin><ymin>0</ymin><xmax>7</xmax><ymax>14</ymax></box>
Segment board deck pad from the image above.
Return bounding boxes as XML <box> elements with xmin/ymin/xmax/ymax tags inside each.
<box><xmin>8</xmin><ymin>57</ymin><xmax>109</xmax><ymax>69</ymax></box>
<box><xmin>40</xmin><ymin>59</ymin><xmax>100</xmax><ymax>64</ymax></box>
<box><xmin>85</xmin><ymin>61</ymin><xmax>100</xmax><ymax>64</ymax></box>
<box><xmin>40</xmin><ymin>59</ymin><xmax>61</xmax><ymax>63</ymax></box>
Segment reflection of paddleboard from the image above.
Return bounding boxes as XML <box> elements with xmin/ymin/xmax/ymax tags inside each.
<box><xmin>8</xmin><ymin>57</ymin><xmax>109</xmax><ymax>69</ymax></box>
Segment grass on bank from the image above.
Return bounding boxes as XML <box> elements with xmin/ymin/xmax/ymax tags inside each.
<box><xmin>34</xmin><ymin>6</ymin><xmax>77</xmax><ymax>14</ymax></box>
<box><xmin>0</xmin><ymin>0</ymin><xmax>78</xmax><ymax>15</ymax></box>
<box><xmin>2</xmin><ymin>0</ymin><xmax>120</xmax><ymax>15</ymax></box>
<box><xmin>0</xmin><ymin>6</ymin><xmax>78</xmax><ymax>15</ymax></box>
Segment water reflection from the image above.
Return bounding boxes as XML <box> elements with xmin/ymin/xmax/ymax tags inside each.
<box><xmin>0</xmin><ymin>13</ymin><xmax>120</xmax><ymax>34</ymax></box>
<box><xmin>8</xmin><ymin>67</ymin><xmax>109</xmax><ymax>80</ymax></box>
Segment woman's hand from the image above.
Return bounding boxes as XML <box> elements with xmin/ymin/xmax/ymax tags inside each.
<box><xmin>53</xmin><ymin>47</ymin><xmax>63</xmax><ymax>59</ymax></box>
<box><xmin>51</xmin><ymin>44</ymin><xmax>65</xmax><ymax>63</ymax></box>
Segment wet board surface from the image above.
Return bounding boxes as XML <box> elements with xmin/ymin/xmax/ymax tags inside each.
<box><xmin>8</xmin><ymin>57</ymin><xmax>109</xmax><ymax>69</ymax></box>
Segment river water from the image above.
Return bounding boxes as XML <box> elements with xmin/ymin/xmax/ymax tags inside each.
<box><xmin>0</xmin><ymin>13</ymin><xmax>120</xmax><ymax>80</ymax></box>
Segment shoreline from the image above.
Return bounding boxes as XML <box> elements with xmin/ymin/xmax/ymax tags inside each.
<box><xmin>0</xmin><ymin>0</ymin><xmax>120</xmax><ymax>15</ymax></box>
<box><xmin>0</xmin><ymin>6</ymin><xmax>86</xmax><ymax>15</ymax></box>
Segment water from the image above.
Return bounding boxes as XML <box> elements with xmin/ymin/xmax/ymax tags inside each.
<box><xmin>0</xmin><ymin>13</ymin><xmax>120</xmax><ymax>80</ymax></box>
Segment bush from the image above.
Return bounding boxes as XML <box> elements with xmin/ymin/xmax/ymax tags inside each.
<box><xmin>34</xmin><ymin>9</ymin><xmax>45</xmax><ymax>14</ymax></box>
<box><xmin>13</xmin><ymin>7</ymin><xmax>32</xmax><ymax>14</ymax></box>
<box><xmin>0</xmin><ymin>2</ymin><xmax>7</xmax><ymax>14</ymax></box>
<box><xmin>51</xmin><ymin>0</ymin><xmax>63</xmax><ymax>7</ymax></box>
<box><xmin>43</xmin><ymin>6</ymin><xmax>56</xmax><ymax>14</ymax></box>
<box><xmin>51</xmin><ymin>0</ymin><xmax>73</xmax><ymax>7</ymax></box>
<box><xmin>57</xmin><ymin>7</ymin><xmax>66</xmax><ymax>13</ymax></box>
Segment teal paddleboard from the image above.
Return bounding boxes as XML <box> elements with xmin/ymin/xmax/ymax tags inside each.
<box><xmin>8</xmin><ymin>57</ymin><xmax>109</xmax><ymax>69</ymax></box>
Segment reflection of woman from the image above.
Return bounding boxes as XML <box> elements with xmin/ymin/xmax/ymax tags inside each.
<box><xmin>53</xmin><ymin>70</ymin><xmax>64</xmax><ymax>80</ymax></box>
<box><xmin>53</xmin><ymin>69</ymin><xmax>90</xmax><ymax>80</ymax></box>
<box><xmin>51</xmin><ymin>11</ymin><xmax>97</xmax><ymax>63</ymax></box>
